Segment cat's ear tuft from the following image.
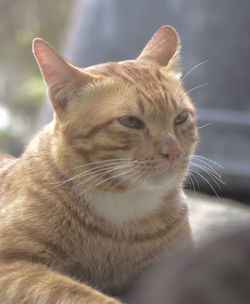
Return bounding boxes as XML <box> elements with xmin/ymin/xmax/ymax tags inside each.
<box><xmin>137</xmin><ymin>25</ymin><xmax>181</xmax><ymax>70</ymax></box>
<box><xmin>32</xmin><ymin>38</ymin><xmax>92</xmax><ymax>113</ymax></box>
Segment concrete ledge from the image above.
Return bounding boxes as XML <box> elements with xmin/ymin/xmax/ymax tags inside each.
<box><xmin>188</xmin><ymin>192</ymin><xmax>250</xmax><ymax>244</ymax></box>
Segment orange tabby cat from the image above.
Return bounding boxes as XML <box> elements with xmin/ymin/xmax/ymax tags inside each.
<box><xmin>0</xmin><ymin>26</ymin><xmax>198</xmax><ymax>303</ymax></box>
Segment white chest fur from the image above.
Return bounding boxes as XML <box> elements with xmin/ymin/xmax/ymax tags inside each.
<box><xmin>85</xmin><ymin>185</ymin><xmax>170</xmax><ymax>225</ymax></box>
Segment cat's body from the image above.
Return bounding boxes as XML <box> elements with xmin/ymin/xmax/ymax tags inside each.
<box><xmin>0</xmin><ymin>26</ymin><xmax>197</xmax><ymax>303</ymax></box>
<box><xmin>0</xmin><ymin>135</ymin><xmax>191</xmax><ymax>292</ymax></box>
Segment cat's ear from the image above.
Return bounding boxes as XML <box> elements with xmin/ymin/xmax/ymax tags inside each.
<box><xmin>32</xmin><ymin>38</ymin><xmax>93</xmax><ymax>113</ymax></box>
<box><xmin>137</xmin><ymin>25</ymin><xmax>181</xmax><ymax>72</ymax></box>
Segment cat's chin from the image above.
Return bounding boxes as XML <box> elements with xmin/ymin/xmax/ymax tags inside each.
<box><xmin>136</xmin><ymin>170</ymin><xmax>181</xmax><ymax>190</ymax></box>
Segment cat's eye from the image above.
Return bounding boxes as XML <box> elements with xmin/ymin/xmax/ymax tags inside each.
<box><xmin>118</xmin><ymin>116</ymin><xmax>145</xmax><ymax>129</ymax></box>
<box><xmin>175</xmin><ymin>111</ymin><xmax>189</xmax><ymax>125</ymax></box>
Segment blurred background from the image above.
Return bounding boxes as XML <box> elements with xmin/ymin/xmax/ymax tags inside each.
<box><xmin>0</xmin><ymin>0</ymin><xmax>249</xmax><ymax>203</ymax></box>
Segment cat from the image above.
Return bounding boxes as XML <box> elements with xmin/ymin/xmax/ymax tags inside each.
<box><xmin>0</xmin><ymin>25</ymin><xmax>198</xmax><ymax>303</ymax></box>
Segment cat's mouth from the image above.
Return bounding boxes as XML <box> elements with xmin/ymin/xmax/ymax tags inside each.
<box><xmin>77</xmin><ymin>157</ymin><xmax>188</xmax><ymax>192</ymax></box>
<box><xmin>133</xmin><ymin>158</ymin><xmax>187</xmax><ymax>188</ymax></box>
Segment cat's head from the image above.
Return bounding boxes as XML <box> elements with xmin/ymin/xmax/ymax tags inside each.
<box><xmin>33</xmin><ymin>26</ymin><xmax>198</xmax><ymax>192</ymax></box>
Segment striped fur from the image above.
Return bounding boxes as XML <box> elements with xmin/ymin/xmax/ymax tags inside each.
<box><xmin>0</xmin><ymin>26</ymin><xmax>197</xmax><ymax>303</ymax></box>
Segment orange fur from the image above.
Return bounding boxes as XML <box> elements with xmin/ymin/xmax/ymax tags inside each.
<box><xmin>0</xmin><ymin>26</ymin><xmax>198</xmax><ymax>303</ymax></box>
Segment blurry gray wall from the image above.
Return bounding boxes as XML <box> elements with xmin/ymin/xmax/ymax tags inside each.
<box><xmin>61</xmin><ymin>0</ymin><xmax>250</xmax><ymax>198</ymax></box>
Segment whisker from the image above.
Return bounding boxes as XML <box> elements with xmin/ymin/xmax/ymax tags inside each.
<box><xmin>191</xmin><ymin>159</ymin><xmax>221</xmax><ymax>177</ymax></box>
<box><xmin>189</xmin><ymin>168</ymin><xmax>220</xmax><ymax>198</ymax></box>
<box><xmin>191</xmin><ymin>162</ymin><xmax>222</xmax><ymax>179</ymax></box>
<box><xmin>54</xmin><ymin>162</ymin><xmax>135</xmax><ymax>188</ymax></box>
<box><xmin>192</xmin><ymin>173</ymin><xmax>200</xmax><ymax>192</ymax></box>
<box><xmin>186</xmin><ymin>175</ymin><xmax>196</xmax><ymax>193</ymax></box>
<box><xmin>181</xmin><ymin>60</ymin><xmax>210</xmax><ymax>82</ymax></box>
<box><xmin>64</xmin><ymin>158</ymin><xmax>136</xmax><ymax>173</ymax></box>
<box><xmin>68</xmin><ymin>161</ymin><xmax>135</xmax><ymax>178</ymax></box>
<box><xmin>185</xmin><ymin>176</ymin><xmax>191</xmax><ymax>190</ymax></box>
<box><xmin>190</xmin><ymin>155</ymin><xmax>225</xmax><ymax>194</ymax></box>
<box><xmin>190</xmin><ymin>172</ymin><xmax>200</xmax><ymax>193</ymax></box>
<box><xmin>103</xmin><ymin>167</ymin><xmax>141</xmax><ymax>192</ymax></box>
<box><xmin>80</xmin><ymin>164</ymin><xmax>135</xmax><ymax>186</ymax></box>
<box><xmin>192</xmin><ymin>155</ymin><xmax>224</xmax><ymax>169</ymax></box>
<box><xmin>174</xmin><ymin>60</ymin><xmax>209</xmax><ymax>96</ymax></box>
<box><xmin>191</xmin><ymin>164</ymin><xmax>225</xmax><ymax>190</ymax></box>
<box><xmin>86</xmin><ymin>169</ymin><xmax>135</xmax><ymax>192</ymax></box>
<box><xmin>197</xmin><ymin>122</ymin><xmax>213</xmax><ymax>129</ymax></box>
<box><xmin>181</xmin><ymin>83</ymin><xmax>208</xmax><ymax>99</ymax></box>
<box><xmin>193</xmin><ymin>163</ymin><xmax>223</xmax><ymax>181</ymax></box>
<box><xmin>128</xmin><ymin>169</ymin><xmax>145</xmax><ymax>187</ymax></box>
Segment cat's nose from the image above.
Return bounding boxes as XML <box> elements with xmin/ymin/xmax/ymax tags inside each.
<box><xmin>160</xmin><ymin>144</ymin><xmax>180</xmax><ymax>162</ymax></box>
<box><xmin>160</xmin><ymin>134</ymin><xmax>180</xmax><ymax>162</ymax></box>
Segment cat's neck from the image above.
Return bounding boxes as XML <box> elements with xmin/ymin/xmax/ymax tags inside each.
<box><xmin>72</xmin><ymin>183</ymin><xmax>184</xmax><ymax>226</ymax></box>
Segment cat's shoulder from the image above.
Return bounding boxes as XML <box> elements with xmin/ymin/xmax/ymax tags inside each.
<box><xmin>0</xmin><ymin>153</ymin><xmax>17</xmax><ymax>174</ymax></box>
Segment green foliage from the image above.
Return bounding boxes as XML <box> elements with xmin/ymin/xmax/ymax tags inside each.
<box><xmin>24</xmin><ymin>77</ymin><xmax>46</xmax><ymax>104</ymax></box>
<box><xmin>0</xmin><ymin>0</ymin><xmax>71</xmax><ymax>154</ymax></box>
<box><xmin>0</xmin><ymin>130</ymin><xmax>8</xmax><ymax>141</ymax></box>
